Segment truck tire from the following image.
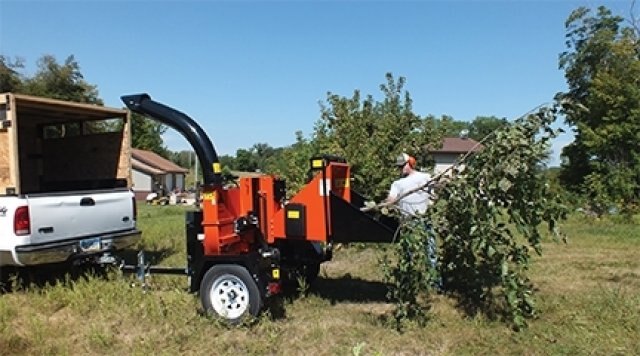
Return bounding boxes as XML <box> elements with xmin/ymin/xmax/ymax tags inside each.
<box><xmin>200</xmin><ymin>264</ymin><xmax>262</xmax><ymax>324</ymax></box>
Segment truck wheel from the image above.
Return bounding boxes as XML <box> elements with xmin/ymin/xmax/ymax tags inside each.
<box><xmin>200</xmin><ymin>264</ymin><xmax>262</xmax><ymax>324</ymax></box>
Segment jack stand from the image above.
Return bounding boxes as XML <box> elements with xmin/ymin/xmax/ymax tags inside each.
<box><xmin>135</xmin><ymin>250</ymin><xmax>148</xmax><ymax>291</ymax></box>
<box><xmin>118</xmin><ymin>250</ymin><xmax>149</xmax><ymax>291</ymax></box>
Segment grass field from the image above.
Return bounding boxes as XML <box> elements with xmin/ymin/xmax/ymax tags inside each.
<box><xmin>1</xmin><ymin>205</ymin><xmax>638</xmax><ymax>355</ymax></box>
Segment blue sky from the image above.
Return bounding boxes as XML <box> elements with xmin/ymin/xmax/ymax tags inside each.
<box><xmin>0</xmin><ymin>1</ymin><xmax>635</xmax><ymax>166</ymax></box>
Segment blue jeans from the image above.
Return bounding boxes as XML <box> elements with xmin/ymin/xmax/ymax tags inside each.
<box><xmin>424</xmin><ymin>223</ymin><xmax>442</xmax><ymax>290</ymax></box>
<box><xmin>403</xmin><ymin>220</ymin><xmax>441</xmax><ymax>290</ymax></box>
<box><xmin>425</xmin><ymin>226</ymin><xmax>437</xmax><ymax>270</ymax></box>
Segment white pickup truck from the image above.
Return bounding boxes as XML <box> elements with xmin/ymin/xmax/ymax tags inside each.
<box><xmin>0</xmin><ymin>93</ymin><xmax>140</xmax><ymax>267</ymax></box>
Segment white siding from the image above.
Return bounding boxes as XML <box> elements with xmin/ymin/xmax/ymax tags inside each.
<box><xmin>132</xmin><ymin>169</ymin><xmax>153</xmax><ymax>191</ymax></box>
<box><xmin>433</xmin><ymin>153</ymin><xmax>462</xmax><ymax>175</ymax></box>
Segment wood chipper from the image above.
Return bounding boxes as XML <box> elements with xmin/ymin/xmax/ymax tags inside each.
<box><xmin>121</xmin><ymin>94</ymin><xmax>397</xmax><ymax>323</ymax></box>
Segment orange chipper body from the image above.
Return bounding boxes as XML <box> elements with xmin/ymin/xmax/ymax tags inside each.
<box><xmin>199</xmin><ymin>158</ymin><xmax>351</xmax><ymax>256</ymax></box>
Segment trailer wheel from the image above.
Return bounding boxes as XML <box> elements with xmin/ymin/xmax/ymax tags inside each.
<box><xmin>200</xmin><ymin>264</ymin><xmax>262</xmax><ymax>324</ymax></box>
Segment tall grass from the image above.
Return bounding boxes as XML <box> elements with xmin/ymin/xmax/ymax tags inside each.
<box><xmin>0</xmin><ymin>206</ymin><xmax>638</xmax><ymax>355</ymax></box>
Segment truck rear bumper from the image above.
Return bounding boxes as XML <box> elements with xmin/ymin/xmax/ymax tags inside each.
<box><xmin>14</xmin><ymin>229</ymin><xmax>141</xmax><ymax>266</ymax></box>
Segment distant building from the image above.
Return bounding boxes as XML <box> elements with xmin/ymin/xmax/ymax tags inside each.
<box><xmin>429</xmin><ymin>137</ymin><xmax>484</xmax><ymax>175</ymax></box>
<box><xmin>131</xmin><ymin>149</ymin><xmax>189</xmax><ymax>200</ymax></box>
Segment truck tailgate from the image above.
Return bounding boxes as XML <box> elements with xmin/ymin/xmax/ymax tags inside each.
<box><xmin>26</xmin><ymin>190</ymin><xmax>135</xmax><ymax>244</ymax></box>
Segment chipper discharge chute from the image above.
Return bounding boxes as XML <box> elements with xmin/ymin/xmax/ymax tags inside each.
<box><xmin>121</xmin><ymin>93</ymin><xmax>397</xmax><ymax>323</ymax></box>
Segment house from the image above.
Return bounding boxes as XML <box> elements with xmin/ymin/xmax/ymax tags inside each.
<box><xmin>131</xmin><ymin>148</ymin><xmax>189</xmax><ymax>200</ymax></box>
<box><xmin>429</xmin><ymin>137</ymin><xmax>484</xmax><ymax>175</ymax></box>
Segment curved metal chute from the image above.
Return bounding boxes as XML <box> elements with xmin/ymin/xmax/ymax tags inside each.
<box><xmin>121</xmin><ymin>93</ymin><xmax>222</xmax><ymax>186</ymax></box>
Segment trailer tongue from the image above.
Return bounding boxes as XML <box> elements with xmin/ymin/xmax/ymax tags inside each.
<box><xmin>121</xmin><ymin>93</ymin><xmax>397</xmax><ymax>323</ymax></box>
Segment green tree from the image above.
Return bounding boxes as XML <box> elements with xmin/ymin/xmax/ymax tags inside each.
<box><xmin>21</xmin><ymin>55</ymin><xmax>102</xmax><ymax>104</ymax></box>
<box><xmin>131</xmin><ymin>112</ymin><xmax>169</xmax><ymax>157</ymax></box>
<box><xmin>232</xmin><ymin>143</ymin><xmax>281</xmax><ymax>173</ymax></box>
<box><xmin>234</xmin><ymin>148</ymin><xmax>258</xmax><ymax>172</ymax></box>
<box><xmin>251</xmin><ymin>143</ymin><xmax>280</xmax><ymax>172</ymax></box>
<box><xmin>267</xmin><ymin>131</ymin><xmax>316</xmax><ymax>194</ymax></box>
<box><xmin>432</xmin><ymin>114</ymin><xmax>469</xmax><ymax>138</ymax></box>
<box><xmin>170</xmin><ymin>150</ymin><xmax>193</xmax><ymax>169</ymax></box>
<box><xmin>468</xmin><ymin>116</ymin><xmax>510</xmax><ymax>141</ymax></box>
<box><xmin>0</xmin><ymin>56</ymin><xmax>24</xmax><ymax>92</ymax></box>
<box><xmin>558</xmin><ymin>6</ymin><xmax>640</xmax><ymax>214</ymax></box>
<box><xmin>218</xmin><ymin>154</ymin><xmax>236</xmax><ymax>170</ymax></box>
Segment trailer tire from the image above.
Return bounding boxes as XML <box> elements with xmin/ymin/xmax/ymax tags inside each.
<box><xmin>200</xmin><ymin>264</ymin><xmax>262</xmax><ymax>324</ymax></box>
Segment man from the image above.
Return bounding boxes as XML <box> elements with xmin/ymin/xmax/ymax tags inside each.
<box><xmin>386</xmin><ymin>153</ymin><xmax>432</xmax><ymax>216</ymax></box>
<box><xmin>386</xmin><ymin>153</ymin><xmax>440</xmax><ymax>289</ymax></box>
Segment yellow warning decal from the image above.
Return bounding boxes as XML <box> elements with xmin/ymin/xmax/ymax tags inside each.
<box><xmin>272</xmin><ymin>268</ymin><xmax>280</xmax><ymax>279</ymax></box>
<box><xmin>311</xmin><ymin>159</ymin><xmax>323</xmax><ymax>168</ymax></box>
<box><xmin>287</xmin><ymin>211</ymin><xmax>300</xmax><ymax>219</ymax></box>
<box><xmin>202</xmin><ymin>192</ymin><xmax>217</xmax><ymax>204</ymax></box>
<box><xmin>213</xmin><ymin>162</ymin><xmax>222</xmax><ymax>173</ymax></box>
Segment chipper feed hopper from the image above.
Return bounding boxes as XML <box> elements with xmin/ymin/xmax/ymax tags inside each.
<box><xmin>121</xmin><ymin>94</ymin><xmax>397</xmax><ymax>323</ymax></box>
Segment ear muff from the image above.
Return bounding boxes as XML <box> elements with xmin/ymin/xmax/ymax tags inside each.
<box><xmin>407</xmin><ymin>155</ymin><xmax>416</xmax><ymax>168</ymax></box>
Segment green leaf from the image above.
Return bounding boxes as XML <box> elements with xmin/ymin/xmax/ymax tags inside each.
<box><xmin>501</xmin><ymin>260</ymin><xmax>509</xmax><ymax>277</ymax></box>
<box><xmin>498</xmin><ymin>178</ymin><xmax>513</xmax><ymax>192</ymax></box>
<box><xmin>487</xmin><ymin>245</ymin><xmax>496</xmax><ymax>258</ymax></box>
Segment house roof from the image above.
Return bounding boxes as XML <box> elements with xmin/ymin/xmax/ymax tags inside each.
<box><xmin>430</xmin><ymin>137</ymin><xmax>484</xmax><ymax>154</ymax></box>
<box><xmin>131</xmin><ymin>158</ymin><xmax>165</xmax><ymax>175</ymax></box>
<box><xmin>131</xmin><ymin>149</ymin><xmax>189</xmax><ymax>174</ymax></box>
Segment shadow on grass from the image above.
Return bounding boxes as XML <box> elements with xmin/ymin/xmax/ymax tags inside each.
<box><xmin>258</xmin><ymin>274</ymin><xmax>390</xmax><ymax>322</ymax></box>
<box><xmin>442</xmin><ymin>280</ymin><xmax>517</xmax><ymax>323</ymax></box>
<box><xmin>310</xmin><ymin>274</ymin><xmax>390</xmax><ymax>304</ymax></box>
<box><xmin>0</xmin><ymin>262</ymin><xmax>110</xmax><ymax>293</ymax></box>
<box><xmin>0</xmin><ymin>247</ymin><xmax>176</xmax><ymax>294</ymax></box>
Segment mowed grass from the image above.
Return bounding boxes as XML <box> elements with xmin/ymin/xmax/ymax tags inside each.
<box><xmin>0</xmin><ymin>205</ymin><xmax>638</xmax><ymax>355</ymax></box>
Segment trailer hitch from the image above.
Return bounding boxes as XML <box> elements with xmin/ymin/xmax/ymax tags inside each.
<box><xmin>119</xmin><ymin>250</ymin><xmax>189</xmax><ymax>290</ymax></box>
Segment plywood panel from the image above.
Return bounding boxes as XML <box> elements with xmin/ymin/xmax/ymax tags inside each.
<box><xmin>42</xmin><ymin>132</ymin><xmax>123</xmax><ymax>181</ymax></box>
<box><xmin>16</xmin><ymin>115</ymin><xmax>41</xmax><ymax>193</ymax></box>
<box><xmin>116</xmin><ymin>113</ymin><xmax>132</xmax><ymax>187</ymax></box>
<box><xmin>33</xmin><ymin>132</ymin><xmax>126</xmax><ymax>193</ymax></box>
<box><xmin>0</xmin><ymin>129</ymin><xmax>12</xmax><ymax>192</ymax></box>
<box><xmin>0</xmin><ymin>94</ymin><xmax>18</xmax><ymax>194</ymax></box>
